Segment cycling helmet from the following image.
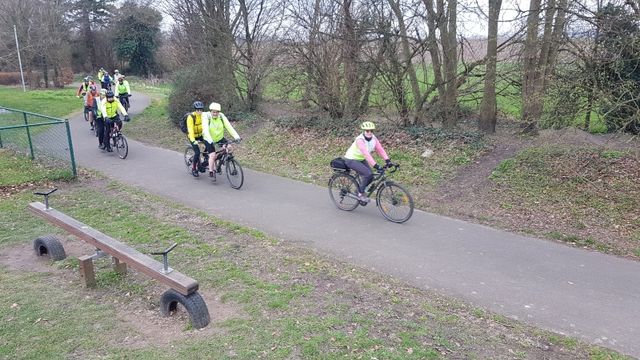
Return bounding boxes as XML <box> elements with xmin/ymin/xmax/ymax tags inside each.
<box><xmin>193</xmin><ymin>101</ymin><xmax>204</xmax><ymax>110</ymax></box>
<box><xmin>83</xmin><ymin>76</ymin><xmax>90</xmax><ymax>83</ymax></box>
<box><xmin>209</xmin><ymin>102</ymin><xmax>221</xmax><ymax>111</ymax></box>
<box><xmin>114</xmin><ymin>69</ymin><xmax>119</xmax><ymax>73</ymax></box>
<box><xmin>100</xmin><ymin>89</ymin><xmax>107</xmax><ymax>95</ymax></box>
<box><xmin>106</xmin><ymin>91</ymin><xmax>114</xmax><ymax>98</ymax></box>
<box><xmin>360</xmin><ymin>121</ymin><xmax>376</xmax><ymax>130</ymax></box>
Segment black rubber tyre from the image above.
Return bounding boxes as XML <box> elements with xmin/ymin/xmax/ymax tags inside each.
<box><xmin>160</xmin><ymin>289</ymin><xmax>210</xmax><ymax>329</ymax></box>
<box><xmin>376</xmin><ymin>182</ymin><xmax>414</xmax><ymax>223</ymax></box>
<box><xmin>225</xmin><ymin>159</ymin><xmax>244</xmax><ymax>189</ymax></box>
<box><xmin>33</xmin><ymin>235</ymin><xmax>66</xmax><ymax>261</ymax></box>
<box><xmin>114</xmin><ymin>134</ymin><xmax>128</xmax><ymax>159</ymax></box>
<box><xmin>328</xmin><ymin>172</ymin><xmax>360</xmax><ymax>211</ymax></box>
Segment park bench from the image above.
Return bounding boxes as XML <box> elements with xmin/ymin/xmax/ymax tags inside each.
<box><xmin>28</xmin><ymin>189</ymin><xmax>210</xmax><ymax>329</ymax></box>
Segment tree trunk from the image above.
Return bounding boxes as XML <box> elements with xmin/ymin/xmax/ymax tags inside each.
<box><xmin>441</xmin><ymin>0</ymin><xmax>458</xmax><ymax>128</ymax></box>
<box><xmin>479</xmin><ymin>0</ymin><xmax>502</xmax><ymax>133</ymax></box>
<box><xmin>521</xmin><ymin>0</ymin><xmax>542</xmax><ymax>134</ymax></box>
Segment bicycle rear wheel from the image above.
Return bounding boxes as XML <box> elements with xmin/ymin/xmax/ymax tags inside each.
<box><xmin>376</xmin><ymin>182</ymin><xmax>414</xmax><ymax>223</ymax></box>
<box><xmin>328</xmin><ymin>172</ymin><xmax>359</xmax><ymax>211</ymax></box>
<box><xmin>225</xmin><ymin>158</ymin><xmax>244</xmax><ymax>189</ymax></box>
<box><xmin>114</xmin><ymin>134</ymin><xmax>128</xmax><ymax>159</ymax></box>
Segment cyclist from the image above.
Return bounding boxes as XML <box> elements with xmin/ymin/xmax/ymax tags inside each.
<box><xmin>97</xmin><ymin>68</ymin><xmax>105</xmax><ymax>87</ymax></box>
<box><xmin>103</xmin><ymin>72</ymin><xmax>112</xmax><ymax>91</ymax></box>
<box><xmin>343</xmin><ymin>121</ymin><xmax>391</xmax><ymax>203</ymax></box>
<box><xmin>95</xmin><ymin>89</ymin><xmax>108</xmax><ymax>149</ymax></box>
<box><xmin>76</xmin><ymin>76</ymin><xmax>95</xmax><ymax>98</ymax></box>
<box><xmin>186</xmin><ymin>101</ymin><xmax>211</xmax><ymax>177</ymax></box>
<box><xmin>85</xmin><ymin>85</ymin><xmax>99</xmax><ymax>131</ymax></box>
<box><xmin>113</xmin><ymin>69</ymin><xmax>122</xmax><ymax>82</ymax></box>
<box><xmin>100</xmin><ymin>90</ymin><xmax>129</xmax><ymax>152</ymax></box>
<box><xmin>114</xmin><ymin>75</ymin><xmax>131</xmax><ymax>110</ymax></box>
<box><xmin>202</xmin><ymin>102</ymin><xmax>241</xmax><ymax>179</ymax></box>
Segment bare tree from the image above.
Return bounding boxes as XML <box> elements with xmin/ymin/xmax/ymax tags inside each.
<box><xmin>521</xmin><ymin>0</ymin><xmax>568</xmax><ymax>134</ymax></box>
<box><xmin>479</xmin><ymin>0</ymin><xmax>503</xmax><ymax>133</ymax></box>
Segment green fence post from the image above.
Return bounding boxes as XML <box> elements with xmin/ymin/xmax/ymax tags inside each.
<box><xmin>0</xmin><ymin>131</ymin><xmax>3</xmax><ymax>148</ymax></box>
<box><xmin>23</xmin><ymin>112</ymin><xmax>35</xmax><ymax>159</ymax></box>
<box><xmin>64</xmin><ymin>119</ymin><xmax>77</xmax><ymax>177</ymax></box>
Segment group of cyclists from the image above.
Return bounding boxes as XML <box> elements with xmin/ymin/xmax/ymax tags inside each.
<box><xmin>184</xmin><ymin>100</ymin><xmax>390</xmax><ymax>203</ymax></box>
<box><xmin>76</xmin><ymin>68</ymin><xmax>131</xmax><ymax>152</ymax></box>
<box><xmin>185</xmin><ymin>101</ymin><xmax>241</xmax><ymax>180</ymax></box>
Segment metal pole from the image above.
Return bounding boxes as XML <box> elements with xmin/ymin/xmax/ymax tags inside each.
<box><xmin>64</xmin><ymin>120</ymin><xmax>78</xmax><ymax>177</ymax></box>
<box><xmin>13</xmin><ymin>25</ymin><xmax>26</xmax><ymax>92</ymax></box>
<box><xmin>23</xmin><ymin>112</ymin><xmax>34</xmax><ymax>160</ymax></box>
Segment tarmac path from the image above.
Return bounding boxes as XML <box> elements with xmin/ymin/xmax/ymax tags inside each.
<box><xmin>66</xmin><ymin>91</ymin><xmax>640</xmax><ymax>358</ymax></box>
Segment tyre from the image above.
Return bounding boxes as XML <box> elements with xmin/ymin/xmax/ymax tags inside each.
<box><xmin>184</xmin><ymin>146</ymin><xmax>195</xmax><ymax>174</ymax></box>
<box><xmin>328</xmin><ymin>172</ymin><xmax>359</xmax><ymax>211</ymax></box>
<box><xmin>33</xmin><ymin>235</ymin><xmax>66</xmax><ymax>261</ymax></box>
<box><xmin>114</xmin><ymin>135</ymin><xmax>128</xmax><ymax>159</ymax></box>
<box><xmin>160</xmin><ymin>289</ymin><xmax>210</xmax><ymax>329</ymax></box>
<box><xmin>225</xmin><ymin>158</ymin><xmax>244</xmax><ymax>189</ymax></box>
<box><xmin>376</xmin><ymin>182</ymin><xmax>414</xmax><ymax>223</ymax></box>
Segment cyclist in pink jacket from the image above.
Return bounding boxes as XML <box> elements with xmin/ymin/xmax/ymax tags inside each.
<box><xmin>343</xmin><ymin>121</ymin><xmax>391</xmax><ymax>203</ymax></box>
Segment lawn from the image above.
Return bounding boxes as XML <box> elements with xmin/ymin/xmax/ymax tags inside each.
<box><xmin>0</xmin><ymin>86</ymin><xmax>81</xmax><ymax>119</ymax></box>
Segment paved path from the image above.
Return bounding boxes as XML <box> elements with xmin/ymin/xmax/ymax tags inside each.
<box><xmin>68</xmin><ymin>92</ymin><xmax>640</xmax><ymax>358</ymax></box>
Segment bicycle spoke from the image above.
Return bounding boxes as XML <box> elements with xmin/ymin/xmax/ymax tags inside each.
<box><xmin>377</xmin><ymin>183</ymin><xmax>414</xmax><ymax>223</ymax></box>
<box><xmin>328</xmin><ymin>172</ymin><xmax>359</xmax><ymax>211</ymax></box>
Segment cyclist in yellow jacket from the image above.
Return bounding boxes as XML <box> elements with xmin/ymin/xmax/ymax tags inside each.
<box><xmin>202</xmin><ymin>102</ymin><xmax>241</xmax><ymax>179</ymax></box>
<box><xmin>186</xmin><ymin>101</ymin><xmax>212</xmax><ymax>177</ymax></box>
<box><xmin>99</xmin><ymin>91</ymin><xmax>129</xmax><ymax>152</ymax></box>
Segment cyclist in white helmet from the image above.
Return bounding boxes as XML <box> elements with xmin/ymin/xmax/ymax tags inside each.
<box><xmin>343</xmin><ymin>121</ymin><xmax>391</xmax><ymax>203</ymax></box>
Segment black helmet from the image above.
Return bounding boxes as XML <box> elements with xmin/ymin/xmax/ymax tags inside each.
<box><xmin>106</xmin><ymin>91</ymin><xmax>114</xmax><ymax>97</ymax></box>
<box><xmin>193</xmin><ymin>101</ymin><xmax>204</xmax><ymax>110</ymax></box>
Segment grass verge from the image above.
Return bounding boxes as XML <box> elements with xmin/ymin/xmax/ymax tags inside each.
<box><xmin>0</xmin><ymin>151</ymin><xmax>629</xmax><ymax>359</ymax></box>
<box><xmin>0</xmin><ymin>86</ymin><xmax>80</xmax><ymax>118</ymax></box>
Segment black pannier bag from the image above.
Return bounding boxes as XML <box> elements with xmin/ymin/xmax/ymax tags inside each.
<box><xmin>330</xmin><ymin>157</ymin><xmax>348</xmax><ymax>170</ymax></box>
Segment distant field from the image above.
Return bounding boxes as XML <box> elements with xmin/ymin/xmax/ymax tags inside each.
<box><xmin>0</xmin><ymin>86</ymin><xmax>81</xmax><ymax>118</ymax></box>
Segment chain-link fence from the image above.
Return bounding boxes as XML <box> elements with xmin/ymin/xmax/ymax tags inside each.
<box><xmin>0</xmin><ymin>106</ymin><xmax>77</xmax><ymax>177</ymax></box>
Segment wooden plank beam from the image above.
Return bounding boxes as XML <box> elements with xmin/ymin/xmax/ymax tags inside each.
<box><xmin>29</xmin><ymin>202</ymin><xmax>199</xmax><ymax>295</ymax></box>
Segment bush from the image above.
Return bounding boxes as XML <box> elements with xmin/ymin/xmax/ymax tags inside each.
<box><xmin>167</xmin><ymin>61</ymin><xmax>242</xmax><ymax>128</ymax></box>
<box><xmin>273</xmin><ymin>115</ymin><xmax>357</xmax><ymax>135</ymax></box>
<box><xmin>0</xmin><ymin>72</ymin><xmax>22</xmax><ymax>85</ymax></box>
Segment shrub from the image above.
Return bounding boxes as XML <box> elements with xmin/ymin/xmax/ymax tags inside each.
<box><xmin>167</xmin><ymin>61</ymin><xmax>242</xmax><ymax>128</ymax></box>
<box><xmin>0</xmin><ymin>72</ymin><xmax>22</xmax><ymax>85</ymax></box>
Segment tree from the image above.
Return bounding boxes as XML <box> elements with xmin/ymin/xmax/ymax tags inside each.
<box><xmin>113</xmin><ymin>1</ymin><xmax>162</xmax><ymax>76</ymax></box>
<box><xmin>479</xmin><ymin>0</ymin><xmax>503</xmax><ymax>133</ymax></box>
<box><xmin>67</xmin><ymin>0</ymin><xmax>114</xmax><ymax>70</ymax></box>
<box><xmin>521</xmin><ymin>0</ymin><xmax>568</xmax><ymax>134</ymax></box>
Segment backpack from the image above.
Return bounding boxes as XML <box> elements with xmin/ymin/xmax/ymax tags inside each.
<box><xmin>180</xmin><ymin>112</ymin><xmax>192</xmax><ymax>134</ymax></box>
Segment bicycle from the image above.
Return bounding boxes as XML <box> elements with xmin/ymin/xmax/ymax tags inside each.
<box><xmin>328</xmin><ymin>161</ymin><xmax>414</xmax><ymax>223</ymax></box>
<box><xmin>106</xmin><ymin>117</ymin><xmax>128</xmax><ymax>159</ymax></box>
<box><xmin>117</xmin><ymin>93</ymin><xmax>131</xmax><ymax>112</ymax></box>
<box><xmin>183</xmin><ymin>139</ymin><xmax>244</xmax><ymax>189</ymax></box>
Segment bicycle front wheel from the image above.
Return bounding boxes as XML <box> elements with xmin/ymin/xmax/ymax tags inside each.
<box><xmin>225</xmin><ymin>159</ymin><xmax>244</xmax><ymax>189</ymax></box>
<box><xmin>114</xmin><ymin>135</ymin><xmax>128</xmax><ymax>159</ymax></box>
<box><xmin>184</xmin><ymin>146</ymin><xmax>195</xmax><ymax>173</ymax></box>
<box><xmin>328</xmin><ymin>172</ymin><xmax>359</xmax><ymax>211</ymax></box>
<box><xmin>376</xmin><ymin>182</ymin><xmax>414</xmax><ymax>223</ymax></box>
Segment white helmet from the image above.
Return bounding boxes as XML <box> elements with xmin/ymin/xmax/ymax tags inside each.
<box><xmin>209</xmin><ymin>102</ymin><xmax>221</xmax><ymax>111</ymax></box>
<box><xmin>114</xmin><ymin>69</ymin><xmax>119</xmax><ymax>73</ymax></box>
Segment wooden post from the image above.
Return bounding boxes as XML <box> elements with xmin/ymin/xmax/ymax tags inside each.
<box><xmin>78</xmin><ymin>255</ymin><xmax>96</xmax><ymax>287</ymax></box>
<box><xmin>112</xmin><ymin>257</ymin><xmax>127</xmax><ymax>274</ymax></box>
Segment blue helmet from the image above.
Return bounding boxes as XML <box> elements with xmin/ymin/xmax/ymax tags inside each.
<box><xmin>193</xmin><ymin>101</ymin><xmax>204</xmax><ymax>110</ymax></box>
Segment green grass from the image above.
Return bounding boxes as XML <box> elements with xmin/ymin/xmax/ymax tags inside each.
<box><xmin>490</xmin><ymin>146</ymin><xmax>640</xmax><ymax>255</ymax></box>
<box><xmin>123</xmin><ymin>98</ymin><xmax>186</xmax><ymax>152</ymax></box>
<box><xmin>0</xmin><ymin>149</ymin><xmax>74</xmax><ymax>187</ymax></box>
<box><xmin>0</xmin><ymin>149</ymin><xmax>625</xmax><ymax>359</ymax></box>
<box><xmin>0</xmin><ymin>86</ymin><xmax>81</xmax><ymax>118</ymax></box>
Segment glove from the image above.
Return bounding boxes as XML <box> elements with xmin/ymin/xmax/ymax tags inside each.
<box><xmin>191</xmin><ymin>140</ymin><xmax>198</xmax><ymax>146</ymax></box>
<box><xmin>236</xmin><ymin>137</ymin><xmax>242</xmax><ymax>142</ymax></box>
<box><xmin>123</xmin><ymin>115</ymin><xmax>130</xmax><ymax>122</ymax></box>
<box><xmin>373</xmin><ymin>164</ymin><xmax>382</xmax><ymax>171</ymax></box>
<box><xmin>385</xmin><ymin>159</ymin><xmax>392</xmax><ymax>166</ymax></box>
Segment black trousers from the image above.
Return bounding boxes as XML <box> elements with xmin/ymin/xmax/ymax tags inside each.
<box><xmin>344</xmin><ymin>159</ymin><xmax>373</xmax><ymax>194</ymax></box>
<box><xmin>95</xmin><ymin>116</ymin><xmax>105</xmax><ymax>145</ymax></box>
<box><xmin>103</xmin><ymin>116</ymin><xmax>122</xmax><ymax>149</ymax></box>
